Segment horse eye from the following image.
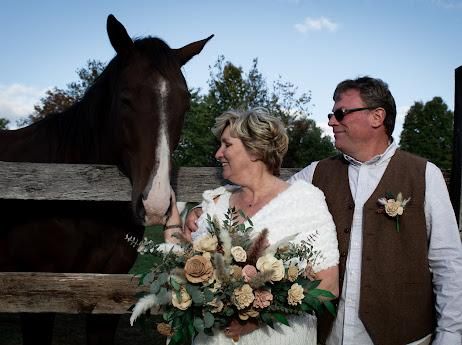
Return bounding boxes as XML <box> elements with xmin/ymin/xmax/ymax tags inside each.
<box><xmin>120</xmin><ymin>95</ymin><xmax>133</xmax><ymax>108</ymax></box>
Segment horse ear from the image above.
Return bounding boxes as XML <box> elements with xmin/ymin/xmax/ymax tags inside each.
<box><xmin>174</xmin><ymin>35</ymin><xmax>214</xmax><ymax>66</ymax></box>
<box><xmin>107</xmin><ymin>14</ymin><xmax>134</xmax><ymax>57</ymax></box>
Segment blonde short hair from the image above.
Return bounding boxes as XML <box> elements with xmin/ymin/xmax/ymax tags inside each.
<box><xmin>212</xmin><ymin>108</ymin><xmax>288</xmax><ymax>176</ymax></box>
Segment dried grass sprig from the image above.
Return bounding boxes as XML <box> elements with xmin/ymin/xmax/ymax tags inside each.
<box><xmin>248</xmin><ymin>269</ymin><xmax>274</xmax><ymax>289</ymax></box>
<box><xmin>246</xmin><ymin>228</ymin><xmax>269</xmax><ymax>266</ymax></box>
<box><xmin>213</xmin><ymin>252</ymin><xmax>230</xmax><ymax>284</ymax></box>
<box><xmin>219</xmin><ymin>228</ymin><xmax>233</xmax><ymax>264</ymax></box>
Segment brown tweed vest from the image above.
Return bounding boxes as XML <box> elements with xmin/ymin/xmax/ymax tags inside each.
<box><xmin>313</xmin><ymin>150</ymin><xmax>435</xmax><ymax>345</ymax></box>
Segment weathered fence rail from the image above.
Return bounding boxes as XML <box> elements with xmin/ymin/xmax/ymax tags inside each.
<box><xmin>0</xmin><ymin>160</ymin><xmax>460</xmax><ymax>316</ymax></box>
<box><xmin>0</xmin><ymin>161</ymin><xmax>298</xmax><ymax>315</ymax></box>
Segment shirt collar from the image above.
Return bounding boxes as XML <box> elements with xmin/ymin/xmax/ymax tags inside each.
<box><xmin>343</xmin><ymin>138</ymin><xmax>398</xmax><ymax>166</ymax></box>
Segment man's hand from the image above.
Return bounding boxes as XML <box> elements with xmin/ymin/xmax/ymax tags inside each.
<box><xmin>183</xmin><ymin>207</ymin><xmax>203</xmax><ymax>239</ymax></box>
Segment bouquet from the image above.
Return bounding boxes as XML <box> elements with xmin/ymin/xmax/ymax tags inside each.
<box><xmin>129</xmin><ymin>207</ymin><xmax>336</xmax><ymax>344</ymax></box>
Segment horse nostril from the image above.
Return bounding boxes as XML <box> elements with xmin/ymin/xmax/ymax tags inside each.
<box><xmin>135</xmin><ymin>196</ymin><xmax>146</xmax><ymax>222</ymax></box>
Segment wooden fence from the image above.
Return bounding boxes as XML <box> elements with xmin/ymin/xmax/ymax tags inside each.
<box><xmin>0</xmin><ymin>161</ymin><xmax>296</xmax><ymax>315</ymax></box>
<box><xmin>0</xmin><ymin>161</ymin><xmax>460</xmax><ymax>317</ymax></box>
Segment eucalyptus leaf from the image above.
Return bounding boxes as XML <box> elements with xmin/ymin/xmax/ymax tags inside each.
<box><xmin>193</xmin><ymin>317</ymin><xmax>205</xmax><ymax>333</ymax></box>
<box><xmin>170</xmin><ymin>277</ymin><xmax>181</xmax><ymax>291</ymax></box>
<box><xmin>224</xmin><ymin>307</ymin><xmax>234</xmax><ymax>317</ymax></box>
<box><xmin>157</xmin><ymin>272</ymin><xmax>169</xmax><ymax>285</ymax></box>
<box><xmin>150</xmin><ymin>279</ymin><xmax>161</xmax><ymax>294</ymax></box>
<box><xmin>203</xmin><ymin>311</ymin><xmax>215</xmax><ymax>328</ymax></box>
<box><xmin>203</xmin><ymin>288</ymin><xmax>214</xmax><ymax>303</ymax></box>
<box><xmin>163</xmin><ymin>309</ymin><xmax>175</xmax><ymax>322</ymax></box>
<box><xmin>142</xmin><ymin>272</ymin><xmax>155</xmax><ymax>285</ymax></box>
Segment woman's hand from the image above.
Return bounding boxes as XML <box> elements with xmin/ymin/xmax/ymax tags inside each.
<box><xmin>183</xmin><ymin>207</ymin><xmax>203</xmax><ymax>239</ymax></box>
<box><xmin>224</xmin><ymin>319</ymin><xmax>259</xmax><ymax>340</ymax></box>
<box><xmin>311</xmin><ymin>265</ymin><xmax>339</xmax><ymax>299</ymax></box>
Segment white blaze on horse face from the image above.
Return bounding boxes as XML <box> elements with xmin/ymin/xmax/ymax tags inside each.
<box><xmin>142</xmin><ymin>78</ymin><xmax>172</xmax><ymax>225</ymax></box>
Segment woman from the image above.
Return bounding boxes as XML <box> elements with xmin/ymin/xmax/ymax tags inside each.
<box><xmin>164</xmin><ymin>108</ymin><xmax>339</xmax><ymax>345</ymax></box>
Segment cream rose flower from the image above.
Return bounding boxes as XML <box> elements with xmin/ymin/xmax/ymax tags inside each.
<box><xmin>231</xmin><ymin>246</ymin><xmax>247</xmax><ymax>262</ymax></box>
<box><xmin>207</xmin><ymin>298</ymin><xmax>224</xmax><ymax>313</ymax></box>
<box><xmin>384</xmin><ymin>200</ymin><xmax>403</xmax><ymax>217</ymax></box>
<box><xmin>233</xmin><ymin>283</ymin><xmax>255</xmax><ymax>310</ymax></box>
<box><xmin>202</xmin><ymin>251</ymin><xmax>212</xmax><ymax>261</ymax></box>
<box><xmin>287</xmin><ymin>265</ymin><xmax>299</xmax><ymax>282</ymax></box>
<box><xmin>172</xmin><ymin>286</ymin><xmax>192</xmax><ymax>310</ymax></box>
<box><xmin>193</xmin><ymin>234</ymin><xmax>218</xmax><ymax>252</ymax></box>
<box><xmin>238</xmin><ymin>308</ymin><xmax>260</xmax><ymax>320</ymax></box>
<box><xmin>184</xmin><ymin>255</ymin><xmax>214</xmax><ymax>284</ymax></box>
<box><xmin>230</xmin><ymin>265</ymin><xmax>243</xmax><ymax>280</ymax></box>
<box><xmin>287</xmin><ymin>283</ymin><xmax>304</xmax><ymax>306</ymax></box>
<box><xmin>256</xmin><ymin>254</ymin><xmax>284</xmax><ymax>281</ymax></box>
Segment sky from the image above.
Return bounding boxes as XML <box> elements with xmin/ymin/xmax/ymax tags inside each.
<box><xmin>1</xmin><ymin>0</ymin><xmax>461</xmax><ymax>143</ymax></box>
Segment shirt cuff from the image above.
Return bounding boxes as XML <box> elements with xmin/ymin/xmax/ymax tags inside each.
<box><xmin>432</xmin><ymin>331</ymin><xmax>462</xmax><ymax>345</ymax></box>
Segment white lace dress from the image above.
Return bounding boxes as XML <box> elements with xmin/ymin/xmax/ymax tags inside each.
<box><xmin>191</xmin><ymin>180</ymin><xmax>339</xmax><ymax>345</ymax></box>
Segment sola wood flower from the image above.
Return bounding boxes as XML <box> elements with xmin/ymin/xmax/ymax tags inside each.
<box><xmin>184</xmin><ymin>255</ymin><xmax>214</xmax><ymax>283</ymax></box>
<box><xmin>172</xmin><ymin>286</ymin><xmax>192</xmax><ymax>310</ymax></box>
<box><xmin>377</xmin><ymin>192</ymin><xmax>411</xmax><ymax>232</ymax></box>
<box><xmin>253</xmin><ymin>289</ymin><xmax>273</xmax><ymax>309</ymax></box>
<box><xmin>156</xmin><ymin>323</ymin><xmax>174</xmax><ymax>337</ymax></box>
<box><xmin>287</xmin><ymin>283</ymin><xmax>304</xmax><ymax>306</ymax></box>
<box><xmin>242</xmin><ymin>265</ymin><xmax>258</xmax><ymax>283</ymax></box>
<box><xmin>233</xmin><ymin>284</ymin><xmax>255</xmax><ymax>309</ymax></box>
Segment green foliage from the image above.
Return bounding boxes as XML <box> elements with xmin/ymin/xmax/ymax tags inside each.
<box><xmin>399</xmin><ymin>97</ymin><xmax>453</xmax><ymax>170</ymax></box>
<box><xmin>18</xmin><ymin>60</ymin><xmax>105</xmax><ymax>126</ymax></box>
<box><xmin>0</xmin><ymin>117</ymin><xmax>9</xmax><ymax>129</ymax></box>
<box><xmin>173</xmin><ymin>55</ymin><xmax>335</xmax><ymax>168</ymax></box>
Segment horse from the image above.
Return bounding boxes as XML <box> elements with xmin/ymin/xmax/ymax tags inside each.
<box><xmin>0</xmin><ymin>14</ymin><xmax>212</xmax><ymax>345</ymax></box>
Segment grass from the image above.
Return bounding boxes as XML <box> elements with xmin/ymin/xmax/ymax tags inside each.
<box><xmin>129</xmin><ymin>225</ymin><xmax>164</xmax><ymax>275</ymax></box>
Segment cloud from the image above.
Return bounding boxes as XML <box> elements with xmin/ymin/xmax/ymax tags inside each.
<box><xmin>432</xmin><ymin>0</ymin><xmax>462</xmax><ymax>9</ymax></box>
<box><xmin>294</xmin><ymin>17</ymin><xmax>338</xmax><ymax>34</ymax></box>
<box><xmin>394</xmin><ymin>105</ymin><xmax>410</xmax><ymax>144</ymax></box>
<box><xmin>0</xmin><ymin>84</ymin><xmax>47</xmax><ymax>129</ymax></box>
<box><xmin>318</xmin><ymin>121</ymin><xmax>334</xmax><ymax>140</ymax></box>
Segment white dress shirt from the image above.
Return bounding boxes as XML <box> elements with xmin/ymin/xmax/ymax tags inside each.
<box><xmin>289</xmin><ymin>141</ymin><xmax>462</xmax><ymax>345</ymax></box>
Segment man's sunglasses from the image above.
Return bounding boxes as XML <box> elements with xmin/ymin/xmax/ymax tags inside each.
<box><xmin>327</xmin><ymin>107</ymin><xmax>376</xmax><ymax>122</ymax></box>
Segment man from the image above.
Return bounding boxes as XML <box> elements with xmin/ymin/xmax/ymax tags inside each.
<box><xmin>185</xmin><ymin>77</ymin><xmax>462</xmax><ymax>345</ymax></box>
<box><xmin>289</xmin><ymin>77</ymin><xmax>462</xmax><ymax>345</ymax></box>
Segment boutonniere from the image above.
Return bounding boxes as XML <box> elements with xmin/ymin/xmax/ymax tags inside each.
<box><xmin>377</xmin><ymin>192</ymin><xmax>411</xmax><ymax>232</ymax></box>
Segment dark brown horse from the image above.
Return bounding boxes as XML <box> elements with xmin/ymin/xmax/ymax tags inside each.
<box><xmin>0</xmin><ymin>15</ymin><xmax>212</xmax><ymax>345</ymax></box>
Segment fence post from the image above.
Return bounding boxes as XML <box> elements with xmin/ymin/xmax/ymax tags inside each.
<box><xmin>450</xmin><ymin>66</ymin><xmax>462</xmax><ymax>232</ymax></box>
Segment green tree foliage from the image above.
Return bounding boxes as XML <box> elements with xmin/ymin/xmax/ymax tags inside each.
<box><xmin>0</xmin><ymin>117</ymin><xmax>9</xmax><ymax>129</ymax></box>
<box><xmin>399</xmin><ymin>97</ymin><xmax>453</xmax><ymax>170</ymax></box>
<box><xmin>19</xmin><ymin>56</ymin><xmax>334</xmax><ymax>168</ymax></box>
<box><xmin>18</xmin><ymin>60</ymin><xmax>105</xmax><ymax>126</ymax></box>
<box><xmin>173</xmin><ymin>56</ymin><xmax>335</xmax><ymax>167</ymax></box>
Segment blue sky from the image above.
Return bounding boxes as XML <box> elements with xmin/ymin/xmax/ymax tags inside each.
<box><xmin>1</xmin><ymin>0</ymin><xmax>461</xmax><ymax>143</ymax></box>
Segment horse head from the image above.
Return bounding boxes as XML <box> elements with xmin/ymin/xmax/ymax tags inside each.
<box><xmin>106</xmin><ymin>15</ymin><xmax>212</xmax><ymax>226</ymax></box>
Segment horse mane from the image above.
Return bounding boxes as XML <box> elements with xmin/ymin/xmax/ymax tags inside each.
<box><xmin>26</xmin><ymin>36</ymin><xmax>182</xmax><ymax>164</ymax></box>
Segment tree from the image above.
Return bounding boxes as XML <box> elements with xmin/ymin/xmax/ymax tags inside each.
<box><xmin>0</xmin><ymin>118</ymin><xmax>9</xmax><ymax>130</ymax></box>
<box><xmin>400</xmin><ymin>97</ymin><xmax>453</xmax><ymax>170</ymax></box>
<box><xmin>18</xmin><ymin>60</ymin><xmax>105</xmax><ymax>126</ymax></box>
<box><xmin>173</xmin><ymin>56</ymin><xmax>335</xmax><ymax>167</ymax></box>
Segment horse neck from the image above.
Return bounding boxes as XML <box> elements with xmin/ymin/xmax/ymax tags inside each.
<box><xmin>0</xmin><ymin>102</ymin><xmax>117</xmax><ymax>164</ymax></box>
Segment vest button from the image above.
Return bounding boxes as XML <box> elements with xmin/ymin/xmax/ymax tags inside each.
<box><xmin>348</xmin><ymin>204</ymin><xmax>354</xmax><ymax>209</ymax></box>
<box><xmin>340</xmin><ymin>251</ymin><xmax>347</xmax><ymax>257</ymax></box>
<box><xmin>344</xmin><ymin>228</ymin><xmax>350</xmax><ymax>233</ymax></box>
